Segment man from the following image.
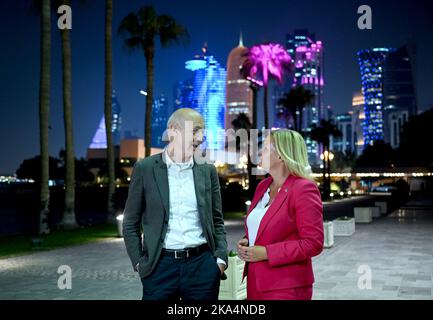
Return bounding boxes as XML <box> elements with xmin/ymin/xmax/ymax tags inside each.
<box><xmin>122</xmin><ymin>108</ymin><xmax>228</xmax><ymax>300</ymax></box>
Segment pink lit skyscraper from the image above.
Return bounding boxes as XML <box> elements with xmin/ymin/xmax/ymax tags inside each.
<box><xmin>286</xmin><ymin>29</ymin><xmax>325</xmax><ymax>131</ymax></box>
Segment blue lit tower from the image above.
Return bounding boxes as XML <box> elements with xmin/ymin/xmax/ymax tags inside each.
<box><xmin>357</xmin><ymin>48</ymin><xmax>395</xmax><ymax>146</ymax></box>
<box><xmin>185</xmin><ymin>44</ymin><xmax>226</xmax><ymax>150</ymax></box>
<box><xmin>151</xmin><ymin>93</ymin><xmax>168</xmax><ymax>148</ymax></box>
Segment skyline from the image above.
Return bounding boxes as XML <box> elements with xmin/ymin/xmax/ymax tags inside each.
<box><xmin>1</xmin><ymin>0</ymin><xmax>433</xmax><ymax>174</ymax></box>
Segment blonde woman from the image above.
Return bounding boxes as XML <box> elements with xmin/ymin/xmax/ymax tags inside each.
<box><xmin>237</xmin><ymin>129</ymin><xmax>323</xmax><ymax>300</ymax></box>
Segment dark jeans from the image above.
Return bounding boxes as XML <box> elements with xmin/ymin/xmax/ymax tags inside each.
<box><xmin>140</xmin><ymin>249</ymin><xmax>221</xmax><ymax>300</ymax></box>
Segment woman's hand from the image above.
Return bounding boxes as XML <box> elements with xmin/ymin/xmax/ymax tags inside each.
<box><xmin>237</xmin><ymin>238</ymin><xmax>268</xmax><ymax>262</ymax></box>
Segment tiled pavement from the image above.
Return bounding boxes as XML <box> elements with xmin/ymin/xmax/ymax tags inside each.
<box><xmin>0</xmin><ymin>208</ymin><xmax>432</xmax><ymax>300</ymax></box>
<box><xmin>312</xmin><ymin>208</ymin><xmax>433</xmax><ymax>300</ymax></box>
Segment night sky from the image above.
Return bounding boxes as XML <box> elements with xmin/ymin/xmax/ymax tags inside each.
<box><xmin>1</xmin><ymin>0</ymin><xmax>433</xmax><ymax>174</ymax></box>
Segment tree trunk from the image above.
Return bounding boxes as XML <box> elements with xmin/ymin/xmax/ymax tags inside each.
<box><xmin>322</xmin><ymin>144</ymin><xmax>328</xmax><ymax>200</ymax></box>
<box><xmin>292</xmin><ymin>106</ymin><xmax>298</xmax><ymax>131</ymax></box>
<box><xmin>248</xmin><ymin>85</ymin><xmax>259</xmax><ymax>199</ymax></box>
<box><xmin>144</xmin><ymin>47</ymin><xmax>154</xmax><ymax>158</ymax></box>
<box><xmin>263</xmin><ymin>85</ymin><xmax>269</xmax><ymax>128</ymax></box>
<box><xmin>299</xmin><ymin>106</ymin><xmax>303</xmax><ymax>134</ymax></box>
<box><xmin>104</xmin><ymin>0</ymin><xmax>115</xmax><ymax>220</ymax></box>
<box><xmin>326</xmin><ymin>143</ymin><xmax>332</xmax><ymax>198</ymax></box>
<box><xmin>60</xmin><ymin>12</ymin><xmax>77</xmax><ymax>229</ymax></box>
<box><xmin>38</xmin><ymin>0</ymin><xmax>51</xmax><ymax>235</ymax></box>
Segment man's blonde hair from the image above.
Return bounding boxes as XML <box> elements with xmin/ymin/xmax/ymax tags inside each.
<box><xmin>270</xmin><ymin>129</ymin><xmax>313</xmax><ymax>180</ymax></box>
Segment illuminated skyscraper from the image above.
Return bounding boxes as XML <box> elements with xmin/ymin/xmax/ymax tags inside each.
<box><xmin>88</xmin><ymin>90</ymin><xmax>122</xmax><ymax>150</ymax></box>
<box><xmin>357</xmin><ymin>48</ymin><xmax>393</xmax><ymax>146</ymax></box>
<box><xmin>351</xmin><ymin>91</ymin><xmax>365</xmax><ymax>155</ymax></box>
<box><xmin>286</xmin><ymin>29</ymin><xmax>324</xmax><ymax>130</ymax></box>
<box><xmin>185</xmin><ymin>44</ymin><xmax>226</xmax><ymax>150</ymax></box>
<box><xmin>151</xmin><ymin>93</ymin><xmax>168</xmax><ymax>148</ymax></box>
<box><xmin>225</xmin><ymin>33</ymin><xmax>253</xmax><ymax>130</ymax></box>
<box><xmin>173</xmin><ymin>78</ymin><xmax>194</xmax><ymax>110</ymax></box>
<box><xmin>357</xmin><ymin>45</ymin><xmax>417</xmax><ymax>148</ymax></box>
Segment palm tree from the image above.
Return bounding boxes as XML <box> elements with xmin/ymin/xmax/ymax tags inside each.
<box><xmin>118</xmin><ymin>6</ymin><xmax>189</xmax><ymax>157</ymax></box>
<box><xmin>104</xmin><ymin>0</ymin><xmax>115</xmax><ymax>219</ymax></box>
<box><xmin>278</xmin><ymin>86</ymin><xmax>315</xmax><ymax>133</ymax></box>
<box><xmin>310</xmin><ymin>119</ymin><xmax>342</xmax><ymax>199</ymax></box>
<box><xmin>242</xmin><ymin>43</ymin><xmax>292</xmax><ymax>128</ymax></box>
<box><xmin>58</xmin><ymin>0</ymin><xmax>77</xmax><ymax>228</ymax></box>
<box><xmin>37</xmin><ymin>0</ymin><xmax>51</xmax><ymax>235</ymax></box>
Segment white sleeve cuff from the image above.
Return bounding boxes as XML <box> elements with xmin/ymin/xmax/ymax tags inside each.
<box><xmin>216</xmin><ymin>258</ymin><xmax>226</xmax><ymax>266</ymax></box>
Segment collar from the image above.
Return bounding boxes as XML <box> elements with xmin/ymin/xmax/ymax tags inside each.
<box><xmin>163</xmin><ymin>147</ymin><xmax>194</xmax><ymax>169</ymax></box>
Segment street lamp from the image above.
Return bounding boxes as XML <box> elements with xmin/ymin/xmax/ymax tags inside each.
<box><xmin>139</xmin><ymin>90</ymin><xmax>148</xmax><ymax>96</ymax></box>
<box><xmin>116</xmin><ymin>214</ymin><xmax>124</xmax><ymax>237</ymax></box>
<box><xmin>320</xmin><ymin>150</ymin><xmax>334</xmax><ymax>200</ymax></box>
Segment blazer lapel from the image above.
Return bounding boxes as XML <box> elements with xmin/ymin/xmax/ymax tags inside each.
<box><xmin>246</xmin><ymin>177</ymin><xmax>273</xmax><ymax>217</ymax></box>
<box><xmin>153</xmin><ymin>153</ymin><xmax>170</xmax><ymax>216</ymax></box>
<box><xmin>192</xmin><ymin>161</ymin><xmax>206</xmax><ymax>226</ymax></box>
<box><xmin>254</xmin><ymin>175</ymin><xmax>296</xmax><ymax>244</ymax></box>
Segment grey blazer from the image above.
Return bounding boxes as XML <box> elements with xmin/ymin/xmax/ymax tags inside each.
<box><xmin>122</xmin><ymin>152</ymin><xmax>228</xmax><ymax>279</ymax></box>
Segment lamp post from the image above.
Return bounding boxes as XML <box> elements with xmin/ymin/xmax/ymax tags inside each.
<box><xmin>320</xmin><ymin>150</ymin><xmax>334</xmax><ymax>200</ymax></box>
<box><xmin>116</xmin><ymin>214</ymin><xmax>124</xmax><ymax>237</ymax></box>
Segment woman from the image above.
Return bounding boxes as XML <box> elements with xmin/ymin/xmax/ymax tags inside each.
<box><xmin>237</xmin><ymin>129</ymin><xmax>323</xmax><ymax>300</ymax></box>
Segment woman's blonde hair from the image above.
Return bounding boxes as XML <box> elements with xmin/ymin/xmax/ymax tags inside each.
<box><xmin>270</xmin><ymin>129</ymin><xmax>313</xmax><ymax>180</ymax></box>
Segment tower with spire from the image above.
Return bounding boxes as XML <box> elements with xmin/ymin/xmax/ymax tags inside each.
<box><xmin>225</xmin><ymin>32</ymin><xmax>253</xmax><ymax>130</ymax></box>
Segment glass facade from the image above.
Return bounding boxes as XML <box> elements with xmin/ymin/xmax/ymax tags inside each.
<box><xmin>357</xmin><ymin>48</ymin><xmax>394</xmax><ymax>146</ymax></box>
<box><xmin>357</xmin><ymin>46</ymin><xmax>416</xmax><ymax>148</ymax></box>
<box><xmin>286</xmin><ymin>29</ymin><xmax>324</xmax><ymax>130</ymax></box>
<box><xmin>185</xmin><ymin>46</ymin><xmax>226</xmax><ymax>150</ymax></box>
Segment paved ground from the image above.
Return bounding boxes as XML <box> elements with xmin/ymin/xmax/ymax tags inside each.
<box><xmin>0</xmin><ymin>198</ymin><xmax>432</xmax><ymax>300</ymax></box>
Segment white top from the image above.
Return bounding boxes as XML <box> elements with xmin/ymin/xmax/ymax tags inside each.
<box><xmin>163</xmin><ymin>149</ymin><xmax>207</xmax><ymax>250</ymax></box>
<box><xmin>247</xmin><ymin>187</ymin><xmax>280</xmax><ymax>246</ymax></box>
<box><xmin>162</xmin><ymin>149</ymin><xmax>226</xmax><ymax>266</ymax></box>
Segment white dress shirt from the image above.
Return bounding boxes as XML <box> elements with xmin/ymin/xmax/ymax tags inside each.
<box><xmin>246</xmin><ymin>187</ymin><xmax>280</xmax><ymax>246</ymax></box>
<box><xmin>162</xmin><ymin>149</ymin><xmax>226</xmax><ymax>266</ymax></box>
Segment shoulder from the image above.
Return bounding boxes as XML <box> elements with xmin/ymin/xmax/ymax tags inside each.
<box><xmin>135</xmin><ymin>153</ymin><xmax>163</xmax><ymax>169</ymax></box>
<box><xmin>290</xmin><ymin>175</ymin><xmax>320</xmax><ymax>194</ymax></box>
<box><xmin>204</xmin><ymin>162</ymin><xmax>218</xmax><ymax>176</ymax></box>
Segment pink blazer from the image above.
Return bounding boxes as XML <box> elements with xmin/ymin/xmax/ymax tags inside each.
<box><xmin>243</xmin><ymin>174</ymin><xmax>324</xmax><ymax>291</ymax></box>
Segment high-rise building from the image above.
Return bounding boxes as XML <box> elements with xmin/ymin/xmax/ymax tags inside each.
<box><xmin>279</xmin><ymin>29</ymin><xmax>325</xmax><ymax>166</ymax></box>
<box><xmin>151</xmin><ymin>93</ymin><xmax>168</xmax><ymax>148</ymax></box>
<box><xmin>173</xmin><ymin>78</ymin><xmax>195</xmax><ymax>110</ymax></box>
<box><xmin>87</xmin><ymin>90</ymin><xmax>122</xmax><ymax>159</ymax></box>
<box><xmin>185</xmin><ymin>44</ymin><xmax>226</xmax><ymax>150</ymax></box>
<box><xmin>286</xmin><ymin>29</ymin><xmax>325</xmax><ymax>130</ymax></box>
<box><xmin>357</xmin><ymin>47</ymin><xmax>394</xmax><ymax>146</ymax></box>
<box><xmin>225</xmin><ymin>33</ymin><xmax>253</xmax><ymax>130</ymax></box>
<box><xmin>332</xmin><ymin>113</ymin><xmax>353</xmax><ymax>154</ymax></box>
<box><xmin>357</xmin><ymin>45</ymin><xmax>417</xmax><ymax>148</ymax></box>
<box><xmin>351</xmin><ymin>91</ymin><xmax>365</xmax><ymax>156</ymax></box>
<box><xmin>382</xmin><ymin>45</ymin><xmax>417</xmax><ymax>148</ymax></box>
